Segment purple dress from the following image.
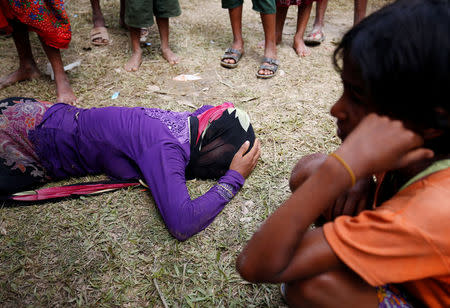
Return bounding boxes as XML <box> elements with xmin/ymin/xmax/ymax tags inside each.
<box><xmin>29</xmin><ymin>103</ymin><xmax>245</xmax><ymax>241</ymax></box>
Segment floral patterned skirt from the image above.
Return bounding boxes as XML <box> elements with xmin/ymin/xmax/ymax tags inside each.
<box><xmin>0</xmin><ymin>97</ymin><xmax>52</xmax><ymax>194</ymax></box>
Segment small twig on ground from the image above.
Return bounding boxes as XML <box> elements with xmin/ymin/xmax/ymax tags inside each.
<box><xmin>153</xmin><ymin>278</ymin><xmax>169</xmax><ymax>308</ymax></box>
<box><xmin>214</xmin><ymin>70</ymin><xmax>233</xmax><ymax>88</ymax></box>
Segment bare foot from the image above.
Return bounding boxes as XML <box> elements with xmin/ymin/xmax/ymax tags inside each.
<box><xmin>293</xmin><ymin>39</ymin><xmax>311</xmax><ymax>57</ymax></box>
<box><xmin>124</xmin><ymin>49</ymin><xmax>143</xmax><ymax>72</ymax></box>
<box><xmin>55</xmin><ymin>74</ymin><xmax>77</xmax><ymax>105</ymax></box>
<box><xmin>161</xmin><ymin>47</ymin><xmax>179</xmax><ymax>65</ymax></box>
<box><xmin>0</xmin><ymin>65</ymin><xmax>41</xmax><ymax>90</ymax></box>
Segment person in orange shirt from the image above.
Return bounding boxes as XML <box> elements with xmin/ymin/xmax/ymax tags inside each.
<box><xmin>236</xmin><ymin>0</ymin><xmax>450</xmax><ymax>307</ymax></box>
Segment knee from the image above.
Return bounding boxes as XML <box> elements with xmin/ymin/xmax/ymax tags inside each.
<box><xmin>285</xmin><ymin>272</ymin><xmax>340</xmax><ymax>307</ymax></box>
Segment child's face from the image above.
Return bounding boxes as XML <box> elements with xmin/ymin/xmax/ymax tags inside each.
<box><xmin>330</xmin><ymin>59</ymin><xmax>374</xmax><ymax>141</ymax></box>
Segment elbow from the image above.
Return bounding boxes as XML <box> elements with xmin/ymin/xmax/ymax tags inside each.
<box><xmin>165</xmin><ymin>218</ymin><xmax>197</xmax><ymax>242</ymax></box>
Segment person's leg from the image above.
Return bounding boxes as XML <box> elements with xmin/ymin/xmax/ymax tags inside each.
<box><xmin>90</xmin><ymin>0</ymin><xmax>105</xmax><ymax>28</ymax></box>
<box><xmin>222</xmin><ymin>5</ymin><xmax>245</xmax><ymax>66</ymax></box>
<box><xmin>257</xmin><ymin>12</ymin><xmax>277</xmax><ymax>76</ymax></box>
<box><xmin>285</xmin><ymin>268</ymin><xmax>379</xmax><ymax>307</ymax></box>
<box><xmin>0</xmin><ymin>21</ymin><xmax>41</xmax><ymax>90</ymax></box>
<box><xmin>293</xmin><ymin>1</ymin><xmax>313</xmax><ymax>56</ymax></box>
<box><xmin>89</xmin><ymin>0</ymin><xmax>110</xmax><ymax>45</ymax></box>
<box><xmin>124</xmin><ymin>27</ymin><xmax>143</xmax><ymax>71</ymax></box>
<box><xmin>275</xmin><ymin>6</ymin><xmax>289</xmax><ymax>45</ymax></box>
<box><xmin>354</xmin><ymin>0</ymin><xmax>367</xmax><ymax>24</ymax></box>
<box><xmin>39</xmin><ymin>39</ymin><xmax>77</xmax><ymax>104</ymax></box>
<box><xmin>304</xmin><ymin>0</ymin><xmax>327</xmax><ymax>45</ymax></box>
<box><xmin>120</xmin><ymin>0</ymin><xmax>126</xmax><ymax>28</ymax></box>
<box><xmin>156</xmin><ymin>17</ymin><xmax>179</xmax><ymax>65</ymax></box>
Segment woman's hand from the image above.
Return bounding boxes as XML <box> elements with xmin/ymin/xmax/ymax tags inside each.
<box><xmin>230</xmin><ymin>139</ymin><xmax>261</xmax><ymax>178</ymax></box>
<box><xmin>336</xmin><ymin>113</ymin><xmax>434</xmax><ymax>180</ymax></box>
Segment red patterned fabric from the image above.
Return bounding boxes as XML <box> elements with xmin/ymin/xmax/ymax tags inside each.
<box><xmin>0</xmin><ymin>0</ymin><xmax>71</xmax><ymax>49</ymax></box>
<box><xmin>276</xmin><ymin>0</ymin><xmax>316</xmax><ymax>6</ymax></box>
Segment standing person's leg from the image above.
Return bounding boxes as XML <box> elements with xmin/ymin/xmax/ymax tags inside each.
<box><xmin>305</xmin><ymin>0</ymin><xmax>327</xmax><ymax>45</ymax></box>
<box><xmin>124</xmin><ymin>27</ymin><xmax>143</xmax><ymax>71</ymax></box>
<box><xmin>156</xmin><ymin>18</ymin><xmax>179</xmax><ymax>65</ymax></box>
<box><xmin>120</xmin><ymin>0</ymin><xmax>126</xmax><ymax>28</ymax></box>
<box><xmin>275</xmin><ymin>5</ymin><xmax>289</xmax><ymax>45</ymax></box>
<box><xmin>258</xmin><ymin>12</ymin><xmax>278</xmax><ymax>76</ymax></box>
<box><xmin>293</xmin><ymin>1</ymin><xmax>313</xmax><ymax>56</ymax></box>
<box><xmin>39</xmin><ymin>39</ymin><xmax>77</xmax><ymax>104</ymax></box>
<box><xmin>124</xmin><ymin>0</ymin><xmax>154</xmax><ymax>71</ymax></box>
<box><xmin>0</xmin><ymin>21</ymin><xmax>40</xmax><ymax>89</ymax></box>
<box><xmin>354</xmin><ymin>0</ymin><xmax>367</xmax><ymax>24</ymax></box>
<box><xmin>90</xmin><ymin>0</ymin><xmax>110</xmax><ymax>45</ymax></box>
<box><xmin>154</xmin><ymin>0</ymin><xmax>181</xmax><ymax>65</ymax></box>
<box><xmin>221</xmin><ymin>1</ymin><xmax>245</xmax><ymax>67</ymax></box>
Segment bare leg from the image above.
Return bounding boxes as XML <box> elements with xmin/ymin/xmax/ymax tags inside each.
<box><xmin>275</xmin><ymin>6</ymin><xmax>289</xmax><ymax>45</ymax></box>
<box><xmin>119</xmin><ymin>0</ymin><xmax>126</xmax><ymax>28</ymax></box>
<box><xmin>354</xmin><ymin>0</ymin><xmax>367</xmax><ymax>24</ymax></box>
<box><xmin>258</xmin><ymin>13</ymin><xmax>277</xmax><ymax>76</ymax></box>
<box><xmin>311</xmin><ymin>0</ymin><xmax>327</xmax><ymax>34</ymax></box>
<box><xmin>0</xmin><ymin>21</ymin><xmax>40</xmax><ymax>90</ymax></box>
<box><xmin>156</xmin><ymin>17</ymin><xmax>179</xmax><ymax>65</ymax></box>
<box><xmin>223</xmin><ymin>5</ymin><xmax>244</xmax><ymax>65</ymax></box>
<box><xmin>124</xmin><ymin>27</ymin><xmax>142</xmax><ymax>72</ymax></box>
<box><xmin>285</xmin><ymin>269</ymin><xmax>378</xmax><ymax>307</ymax></box>
<box><xmin>90</xmin><ymin>0</ymin><xmax>105</xmax><ymax>28</ymax></box>
<box><xmin>40</xmin><ymin>39</ymin><xmax>76</xmax><ymax>104</ymax></box>
<box><xmin>293</xmin><ymin>2</ymin><xmax>313</xmax><ymax>57</ymax></box>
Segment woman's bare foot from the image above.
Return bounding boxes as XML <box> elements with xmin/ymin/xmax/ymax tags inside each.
<box><xmin>55</xmin><ymin>74</ymin><xmax>77</xmax><ymax>105</ymax></box>
<box><xmin>0</xmin><ymin>64</ymin><xmax>41</xmax><ymax>89</ymax></box>
<box><xmin>293</xmin><ymin>38</ymin><xmax>311</xmax><ymax>57</ymax></box>
<box><xmin>124</xmin><ymin>49</ymin><xmax>143</xmax><ymax>72</ymax></box>
<box><xmin>161</xmin><ymin>47</ymin><xmax>179</xmax><ymax>65</ymax></box>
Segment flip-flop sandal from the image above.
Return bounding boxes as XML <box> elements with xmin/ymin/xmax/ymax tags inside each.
<box><xmin>220</xmin><ymin>48</ymin><xmax>243</xmax><ymax>69</ymax></box>
<box><xmin>90</xmin><ymin>26</ymin><xmax>110</xmax><ymax>46</ymax></box>
<box><xmin>256</xmin><ymin>57</ymin><xmax>280</xmax><ymax>79</ymax></box>
<box><xmin>304</xmin><ymin>30</ymin><xmax>325</xmax><ymax>46</ymax></box>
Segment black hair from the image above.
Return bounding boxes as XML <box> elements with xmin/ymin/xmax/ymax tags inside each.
<box><xmin>333</xmin><ymin>0</ymin><xmax>449</xmax><ymax>152</ymax></box>
<box><xmin>186</xmin><ymin>109</ymin><xmax>255</xmax><ymax>180</ymax></box>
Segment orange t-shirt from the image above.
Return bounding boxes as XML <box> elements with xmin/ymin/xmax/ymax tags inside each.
<box><xmin>323</xmin><ymin>168</ymin><xmax>450</xmax><ymax>308</ymax></box>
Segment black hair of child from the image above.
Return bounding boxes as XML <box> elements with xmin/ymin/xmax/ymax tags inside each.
<box><xmin>333</xmin><ymin>0</ymin><xmax>449</xmax><ymax>153</ymax></box>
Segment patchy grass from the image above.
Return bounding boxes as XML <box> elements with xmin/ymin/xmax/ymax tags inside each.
<box><xmin>0</xmin><ymin>0</ymin><xmax>389</xmax><ymax>306</ymax></box>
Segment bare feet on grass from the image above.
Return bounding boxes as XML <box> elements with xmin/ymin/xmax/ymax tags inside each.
<box><xmin>0</xmin><ymin>64</ymin><xmax>40</xmax><ymax>89</ymax></box>
<box><xmin>162</xmin><ymin>47</ymin><xmax>179</xmax><ymax>65</ymax></box>
<box><xmin>293</xmin><ymin>37</ymin><xmax>310</xmax><ymax>57</ymax></box>
<box><xmin>55</xmin><ymin>74</ymin><xmax>77</xmax><ymax>105</ymax></box>
<box><xmin>124</xmin><ymin>49</ymin><xmax>143</xmax><ymax>72</ymax></box>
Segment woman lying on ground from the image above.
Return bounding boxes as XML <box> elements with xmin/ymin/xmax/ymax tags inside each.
<box><xmin>0</xmin><ymin>99</ymin><xmax>260</xmax><ymax>241</ymax></box>
<box><xmin>237</xmin><ymin>0</ymin><xmax>449</xmax><ymax>307</ymax></box>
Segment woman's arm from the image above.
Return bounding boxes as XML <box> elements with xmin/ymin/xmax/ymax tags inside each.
<box><xmin>237</xmin><ymin>114</ymin><xmax>433</xmax><ymax>283</ymax></box>
<box><xmin>138</xmin><ymin>139</ymin><xmax>260</xmax><ymax>241</ymax></box>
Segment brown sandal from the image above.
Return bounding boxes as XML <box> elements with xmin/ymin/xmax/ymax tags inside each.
<box><xmin>90</xmin><ymin>26</ymin><xmax>110</xmax><ymax>46</ymax></box>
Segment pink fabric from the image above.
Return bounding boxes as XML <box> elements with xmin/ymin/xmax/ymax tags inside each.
<box><xmin>196</xmin><ymin>102</ymin><xmax>234</xmax><ymax>143</ymax></box>
<box><xmin>11</xmin><ymin>182</ymin><xmax>141</xmax><ymax>201</ymax></box>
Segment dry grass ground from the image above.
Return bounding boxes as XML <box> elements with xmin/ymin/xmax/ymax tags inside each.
<box><xmin>0</xmin><ymin>0</ymin><xmax>389</xmax><ymax>306</ymax></box>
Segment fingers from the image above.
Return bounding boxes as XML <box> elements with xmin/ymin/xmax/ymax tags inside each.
<box><xmin>237</xmin><ymin>140</ymin><xmax>250</xmax><ymax>156</ymax></box>
<box><xmin>396</xmin><ymin>148</ymin><xmax>434</xmax><ymax>169</ymax></box>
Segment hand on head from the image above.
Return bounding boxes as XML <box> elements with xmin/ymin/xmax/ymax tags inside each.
<box><xmin>230</xmin><ymin>139</ymin><xmax>261</xmax><ymax>178</ymax></box>
<box><xmin>335</xmin><ymin>113</ymin><xmax>435</xmax><ymax>181</ymax></box>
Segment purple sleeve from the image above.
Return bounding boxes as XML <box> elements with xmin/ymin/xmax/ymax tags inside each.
<box><xmin>191</xmin><ymin>105</ymin><xmax>213</xmax><ymax>117</ymax></box>
<box><xmin>137</xmin><ymin>143</ymin><xmax>244</xmax><ymax>241</ymax></box>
